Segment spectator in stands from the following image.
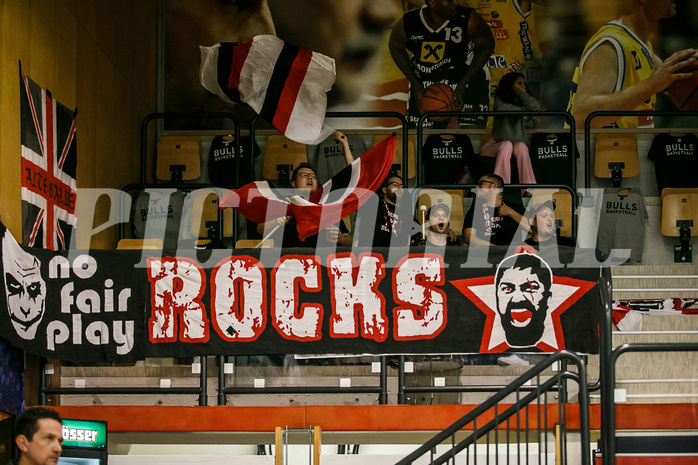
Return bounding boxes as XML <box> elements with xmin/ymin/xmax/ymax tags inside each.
<box><xmin>12</xmin><ymin>407</ymin><xmax>63</xmax><ymax>465</ymax></box>
<box><xmin>525</xmin><ymin>200</ymin><xmax>576</xmax><ymax>248</ymax></box>
<box><xmin>462</xmin><ymin>173</ymin><xmax>528</xmax><ymax>246</ymax></box>
<box><xmin>257</xmin><ymin>162</ymin><xmax>352</xmax><ymax>247</ymax></box>
<box><xmin>481</xmin><ymin>72</ymin><xmax>540</xmax><ymax>185</ymax></box>
<box><xmin>412</xmin><ymin>203</ymin><xmax>460</xmax><ymax>247</ymax></box>
<box><xmin>370</xmin><ymin>174</ymin><xmax>407</xmax><ymax>247</ymax></box>
<box><xmin>312</xmin><ymin>131</ymin><xmax>365</xmax><ymax>184</ymax></box>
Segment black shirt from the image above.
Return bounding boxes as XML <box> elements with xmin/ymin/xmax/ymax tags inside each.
<box><xmin>647</xmin><ymin>132</ymin><xmax>698</xmax><ymax>193</ymax></box>
<box><xmin>372</xmin><ymin>199</ymin><xmax>405</xmax><ymax>248</ymax></box>
<box><xmin>463</xmin><ymin>202</ymin><xmax>524</xmax><ymax>246</ymax></box>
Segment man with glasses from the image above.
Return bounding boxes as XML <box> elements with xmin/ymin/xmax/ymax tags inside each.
<box><xmin>463</xmin><ymin>173</ymin><xmax>527</xmax><ymax>246</ymax></box>
<box><xmin>257</xmin><ymin>162</ymin><xmax>352</xmax><ymax>248</ymax></box>
<box><xmin>370</xmin><ymin>174</ymin><xmax>407</xmax><ymax>247</ymax></box>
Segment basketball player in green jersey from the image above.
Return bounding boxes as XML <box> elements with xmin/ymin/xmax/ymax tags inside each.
<box><xmin>567</xmin><ymin>0</ymin><xmax>696</xmax><ymax>129</ymax></box>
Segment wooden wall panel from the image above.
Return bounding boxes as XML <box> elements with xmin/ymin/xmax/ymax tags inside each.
<box><xmin>0</xmin><ymin>0</ymin><xmax>32</xmax><ymax>234</ymax></box>
<box><xmin>53</xmin><ymin>0</ymin><xmax>77</xmax><ymax>107</ymax></box>
<box><xmin>75</xmin><ymin>25</ymin><xmax>98</xmax><ymax>186</ymax></box>
<box><xmin>75</xmin><ymin>0</ymin><xmax>97</xmax><ymax>46</ymax></box>
<box><xmin>96</xmin><ymin>0</ymin><xmax>116</xmax><ymax>64</ymax></box>
<box><xmin>113</xmin><ymin>77</ymin><xmax>135</xmax><ymax>189</ymax></box>
<box><xmin>133</xmin><ymin>1</ymin><xmax>158</xmax><ymax>104</ymax></box>
<box><xmin>60</xmin><ymin>0</ymin><xmax>77</xmax><ymax>14</ymax></box>
<box><xmin>86</xmin><ymin>50</ymin><xmax>118</xmax><ymax>248</ymax></box>
<box><xmin>72</xmin><ymin>25</ymin><xmax>98</xmax><ymax>249</ymax></box>
<box><xmin>29</xmin><ymin>0</ymin><xmax>55</xmax><ymax>91</ymax></box>
<box><xmin>113</xmin><ymin>2</ymin><xmax>134</xmax><ymax>81</ymax></box>
<box><xmin>1</xmin><ymin>0</ymin><xmax>157</xmax><ymax>247</ymax></box>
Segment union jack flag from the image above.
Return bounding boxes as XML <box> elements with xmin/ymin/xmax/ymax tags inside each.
<box><xmin>20</xmin><ymin>66</ymin><xmax>77</xmax><ymax>250</ymax></box>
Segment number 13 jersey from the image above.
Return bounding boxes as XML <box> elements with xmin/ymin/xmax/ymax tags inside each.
<box><xmin>403</xmin><ymin>5</ymin><xmax>474</xmax><ymax>86</ymax></box>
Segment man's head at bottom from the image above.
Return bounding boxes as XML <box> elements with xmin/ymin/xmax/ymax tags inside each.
<box><xmin>14</xmin><ymin>406</ymin><xmax>63</xmax><ymax>465</ymax></box>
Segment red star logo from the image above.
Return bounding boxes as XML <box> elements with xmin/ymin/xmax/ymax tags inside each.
<box><xmin>450</xmin><ymin>249</ymin><xmax>596</xmax><ymax>352</ymax></box>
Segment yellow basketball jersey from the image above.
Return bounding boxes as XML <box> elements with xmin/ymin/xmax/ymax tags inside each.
<box><xmin>470</xmin><ymin>0</ymin><xmax>542</xmax><ymax>94</ymax></box>
<box><xmin>567</xmin><ymin>20</ymin><xmax>657</xmax><ymax>128</ymax></box>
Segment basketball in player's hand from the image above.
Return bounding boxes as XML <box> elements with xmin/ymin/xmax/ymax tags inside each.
<box><xmin>667</xmin><ymin>64</ymin><xmax>698</xmax><ymax>110</ymax></box>
<box><xmin>420</xmin><ymin>83</ymin><xmax>457</xmax><ymax>121</ymax></box>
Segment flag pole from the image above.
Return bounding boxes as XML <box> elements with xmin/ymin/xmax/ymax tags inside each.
<box><xmin>256</xmin><ymin>224</ymin><xmax>282</xmax><ymax>248</ymax></box>
<box><xmin>420</xmin><ymin>205</ymin><xmax>427</xmax><ymax>240</ymax></box>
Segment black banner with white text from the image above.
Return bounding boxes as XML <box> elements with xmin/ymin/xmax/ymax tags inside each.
<box><xmin>0</xmin><ymin>222</ymin><xmax>603</xmax><ymax>362</ymax></box>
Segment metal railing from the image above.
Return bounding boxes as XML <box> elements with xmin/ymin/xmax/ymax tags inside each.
<box><xmin>600</xmin><ymin>342</ymin><xmax>698</xmax><ymax>465</ymax></box>
<box><xmin>39</xmin><ymin>355</ymin><xmax>391</xmax><ymax>406</ymax></box>
<box><xmin>139</xmin><ymin>112</ymin><xmax>242</xmax><ymax>240</ymax></box>
<box><xmin>396</xmin><ymin>354</ymin><xmax>571</xmax><ymax>405</ymax></box>
<box><xmin>417</xmin><ymin>110</ymin><xmax>577</xmax><ymax>193</ymax></box>
<box><xmin>216</xmin><ymin>355</ymin><xmax>390</xmax><ymax>405</ymax></box>
<box><xmin>583</xmin><ymin>110</ymin><xmax>698</xmax><ymax>189</ymax></box>
<box><xmin>396</xmin><ymin>350</ymin><xmax>590</xmax><ymax>465</ymax></box>
<box><xmin>140</xmin><ymin>112</ymin><xmax>241</xmax><ymax>185</ymax></box>
<box><xmin>39</xmin><ymin>355</ymin><xmax>209</xmax><ymax>406</ymax></box>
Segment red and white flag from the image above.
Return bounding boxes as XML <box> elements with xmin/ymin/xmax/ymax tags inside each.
<box><xmin>20</xmin><ymin>66</ymin><xmax>77</xmax><ymax>251</ymax></box>
<box><xmin>612</xmin><ymin>298</ymin><xmax>698</xmax><ymax>331</ymax></box>
<box><xmin>220</xmin><ymin>135</ymin><xmax>397</xmax><ymax>241</ymax></box>
<box><xmin>200</xmin><ymin>35</ymin><xmax>335</xmax><ymax>145</ymax></box>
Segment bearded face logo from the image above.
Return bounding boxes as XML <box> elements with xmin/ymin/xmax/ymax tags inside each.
<box><xmin>2</xmin><ymin>230</ymin><xmax>46</xmax><ymax>339</ymax></box>
<box><xmin>495</xmin><ymin>254</ymin><xmax>552</xmax><ymax>348</ymax></box>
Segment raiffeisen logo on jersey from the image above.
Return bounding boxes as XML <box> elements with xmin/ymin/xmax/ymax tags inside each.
<box><xmin>420</xmin><ymin>42</ymin><xmax>446</xmax><ymax>63</ymax></box>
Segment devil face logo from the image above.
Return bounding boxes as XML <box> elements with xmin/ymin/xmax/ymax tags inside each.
<box><xmin>2</xmin><ymin>230</ymin><xmax>46</xmax><ymax>339</ymax></box>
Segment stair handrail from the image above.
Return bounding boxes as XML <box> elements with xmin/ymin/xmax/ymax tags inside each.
<box><xmin>396</xmin><ymin>350</ymin><xmax>590</xmax><ymax>465</ymax></box>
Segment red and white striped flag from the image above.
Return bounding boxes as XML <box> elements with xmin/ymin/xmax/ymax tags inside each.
<box><xmin>200</xmin><ymin>35</ymin><xmax>335</xmax><ymax>145</ymax></box>
<box><xmin>220</xmin><ymin>135</ymin><xmax>397</xmax><ymax>241</ymax></box>
<box><xmin>612</xmin><ymin>298</ymin><xmax>698</xmax><ymax>331</ymax></box>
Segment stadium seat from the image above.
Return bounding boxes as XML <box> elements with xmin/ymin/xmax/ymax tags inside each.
<box><xmin>660</xmin><ymin>187</ymin><xmax>698</xmax><ymax>262</ymax></box>
<box><xmin>187</xmin><ymin>188</ymin><xmax>237</xmax><ymax>249</ymax></box>
<box><xmin>373</xmin><ymin>134</ymin><xmax>416</xmax><ymax>181</ymax></box>
<box><xmin>190</xmin><ymin>189</ymin><xmax>221</xmax><ymax>244</ymax></box>
<box><xmin>594</xmin><ymin>133</ymin><xmax>639</xmax><ymax>187</ymax></box>
<box><xmin>416</xmin><ymin>189</ymin><xmax>465</xmax><ymax>235</ymax></box>
<box><xmin>528</xmin><ymin>188</ymin><xmax>574</xmax><ymax>237</ymax></box>
<box><xmin>156</xmin><ymin>135</ymin><xmax>202</xmax><ymax>182</ymax></box>
<box><xmin>262</xmin><ymin>135</ymin><xmax>308</xmax><ymax>185</ymax></box>
<box><xmin>235</xmin><ymin>238</ymin><xmax>275</xmax><ymax>249</ymax></box>
<box><xmin>116</xmin><ymin>238</ymin><xmax>163</xmax><ymax>250</ymax></box>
